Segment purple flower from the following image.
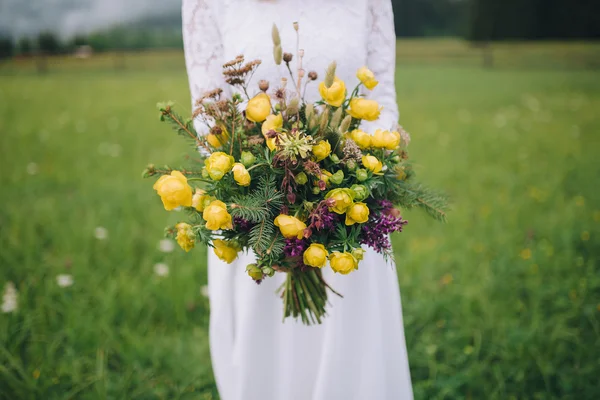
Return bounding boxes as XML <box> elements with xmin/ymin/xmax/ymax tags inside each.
<box><xmin>360</xmin><ymin>211</ymin><xmax>408</xmax><ymax>254</ymax></box>
<box><xmin>308</xmin><ymin>201</ymin><xmax>339</xmax><ymax>232</ymax></box>
<box><xmin>234</xmin><ymin>217</ymin><xmax>253</xmax><ymax>231</ymax></box>
<box><xmin>284</xmin><ymin>238</ymin><xmax>309</xmax><ymax>257</ymax></box>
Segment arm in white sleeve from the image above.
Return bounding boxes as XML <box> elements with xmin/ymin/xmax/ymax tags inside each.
<box><xmin>182</xmin><ymin>0</ymin><xmax>227</xmax><ymax>135</ymax></box>
<box><xmin>363</xmin><ymin>0</ymin><xmax>399</xmax><ymax>132</ymax></box>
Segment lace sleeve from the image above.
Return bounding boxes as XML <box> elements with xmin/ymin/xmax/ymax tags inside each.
<box><xmin>363</xmin><ymin>0</ymin><xmax>399</xmax><ymax>132</ymax></box>
<box><xmin>182</xmin><ymin>0</ymin><xmax>227</xmax><ymax>132</ymax></box>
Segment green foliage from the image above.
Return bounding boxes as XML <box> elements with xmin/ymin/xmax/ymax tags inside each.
<box><xmin>37</xmin><ymin>31</ymin><xmax>62</xmax><ymax>55</ymax></box>
<box><xmin>0</xmin><ymin>36</ymin><xmax>14</xmax><ymax>60</ymax></box>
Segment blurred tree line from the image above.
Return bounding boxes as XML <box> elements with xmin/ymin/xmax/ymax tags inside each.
<box><xmin>0</xmin><ymin>0</ymin><xmax>598</xmax><ymax>60</ymax></box>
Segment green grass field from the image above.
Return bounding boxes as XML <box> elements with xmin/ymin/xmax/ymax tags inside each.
<box><xmin>1</xmin><ymin>40</ymin><xmax>599</xmax><ymax>399</ymax></box>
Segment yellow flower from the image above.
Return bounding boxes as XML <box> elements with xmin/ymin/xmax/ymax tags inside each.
<box><xmin>212</xmin><ymin>239</ymin><xmax>240</xmax><ymax>263</ymax></box>
<box><xmin>246</xmin><ymin>92</ymin><xmax>272</xmax><ymax>122</ymax></box>
<box><xmin>362</xmin><ymin>154</ymin><xmax>383</xmax><ymax>173</ymax></box>
<box><xmin>274</xmin><ymin>214</ymin><xmax>307</xmax><ymax>239</ymax></box>
<box><xmin>345</xmin><ymin>202</ymin><xmax>370</xmax><ymax>225</ymax></box>
<box><xmin>352</xmin><ymin>248</ymin><xmax>366</xmax><ymax>261</ymax></box>
<box><xmin>192</xmin><ymin>189</ymin><xmax>214</xmax><ymax>212</ymax></box>
<box><xmin>312</xmin><ymin>140</ymin><xmax>331</xmax><ymax>161</ymax></box>
<box><xmin>261</xmin><ymin>113</ymin><xmax>283</xmax><ymax>135</ymax></box>
<box><xmin>204</xmin><ymin>152</ymin><xmax>235</xmax><ymax>181</ymax></box>
<box><xmin>356</xmin><ymin>66</ymin><xmax>378</xmax><ymax>90</ymax></box>
<box><xmin>371</xmin><ymin>129</ymin><xmax>401</xmax><ymax>150</ymax></box>
<box><xmin>303</xmin><ymin>243</ymin><xmax>329</xmax><ymax>268</ymax></box>
<box><xmin>175</xmin><ymin>222</ymin><xmax>195</xmax><ymax>252</ymax></box>
<box><xmin>325</xmin><ymin>188</ymin><xmax>355</xmax><ymax>214</ymax></box>
<box><xmin>206</xmin><ymin>126</ymin><xmax>229</xmax><ymax>148</ymax></box>
<box><xmin>318</xmin><ymin>77</ymin><xmax>346</xmax><ymax>107</ymax></box>
<box><xmin>347</xmin><ymin>98</ymin><xmax>381</xmax><ymax>121</ymax></box>
<box><xmin>232</xmin><ymin>163</ymin><xmax>251</xmax><ymax>187</ymax></box>
<box><xmin>203</xmin><ymin>200</ymin><xmax>233</xmax><ymax>231</ymax></box>
<box><xmin>153</xmin><ymin>171</ymin><xmax>193</xmax><ymax>211</ymax></box>
<box><xmin>348</xmin><ymin>129</ymin><xmax>372</xmax><ymax>149</ymax></box>
<box><xmin>329</xmin><ymin>252</ymin><xmax>358</xmax><ymax>275</ymax></box>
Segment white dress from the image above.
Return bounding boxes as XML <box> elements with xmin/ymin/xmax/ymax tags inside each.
<box><xmin>182</xmin><ymin>1</ymin><xmax>413</xmax><ymax>399</ymax></box>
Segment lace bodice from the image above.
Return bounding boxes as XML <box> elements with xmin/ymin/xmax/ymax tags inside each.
<box><xmin>182</xmin><ymin>0</ymin><xmax>398</xmax><ymax>132</ymax></box>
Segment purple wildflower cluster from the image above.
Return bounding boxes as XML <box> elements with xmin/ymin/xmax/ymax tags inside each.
<box><xmin>284</xmin><ymin>238</ymin><xmax>309</xmax><ymax>257</ymax></box>
<box><xmin>360</xmin><ymin>206</ymin><xmax>408</xmax><ymax>254</ymax></box>
<box><xmin>308</xmin><ymin>200</ymin><xmax>338</xmax><ymax>232</ymax></box>
<box><xmin>234</xmin><ymin>217</ymin><xmax>253</xmax><ymax>231</ymax></box>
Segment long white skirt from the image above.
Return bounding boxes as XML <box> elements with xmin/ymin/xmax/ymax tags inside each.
<box><xmin>207</xmin><ymin>247</ymin><xmax>414</xmax><ymax>400</ymax></box>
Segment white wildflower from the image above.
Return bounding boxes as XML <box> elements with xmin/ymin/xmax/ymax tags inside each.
<box><xmin>158</xmin><ymin>239</ymin><xmax>175</xmax><ymax>253</ymax></box>
<box><xmin>94</xmin><ymin>227</ymin><xmax>108</xmax><ymax>240</ymax></box>
<box><xmin>56</xmin><ymin>274</ymin><xmax>74</xmax><ymax>288</ymax></box>
<box><xmin>154</xmin><ymin>263</ymin><xmax>169</xmax><ymax>277</ymax></box>
<box><xmin>1</xmin><ymin>282</ymin><xmax>18</xmax><ymax>313</ymax></box>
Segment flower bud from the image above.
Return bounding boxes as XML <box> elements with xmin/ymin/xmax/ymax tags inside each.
<box><xmin>330</xmin><ymin>154</ymin><xmax>340</xmax><ymax>164</ymax></box>
<box><xmin>274</xmin><ymin>44</ymin><xmax>283</xmax><ymax>65</ymax></box>
<box><xmin>308</xmin><ymin>71</ymin><xmax>318</xmax><ymax>81</ymax></box>
<box><xmin>262</xmin><ymin>266</ymin><xmax>275</xmax><ymax>277</ymax></box>
<box><xmin>258</xmin><ymin>80</ymin><xmax>270</xmax><ymax>92</ymax></box>
<box><xmin>283</xmin><ymin>52</ymin><xmax>293</xmax><ymax>63</ymax></box>
<box><xmin>240</xmin><ymin>151</ymin><xmax>256</xmax><ymax>167</ymax></box>
<box><xmin>352</xmin><ymin>248</ymin><xmax>366</xmax><ymax>262</ymax></box>
<box><xmin>350</xmin><ymin>184</ymin><xmax>368</xmax><ymax>201</ymax></box>
<box><xmin>312</xmin><ymin>186</ymin><xmax>321</xmax><ymax>195</ymax></box>
<box><xmin>356</xmin><ymin>168</ymin><xmax>368</xmax><ymax>182</ymax></box>
<box><xmin>246</xmin><ymin>264</ymin><xmax>264</xmax><ymax>281</ymax></box>
<box><xmin>391</xmin><ymin>155</ymin><xmax>402</xmax><ymax>164</ymax></box>
<box><xmin>201</xmin><ymin>167</ymin><xmax>210</xmax><ymax>179</ymax></box>
<box><xmin>330</xmin><ymin>170</ymin><xmax>344</xmax><ymax>185</ymax></box>
<box><xmin>294</xmin><ymin>171</ymin><xmax>308</xmax><ymax>185</ymax></box>
<box><xmin>346</xmin><ymin>159</ymin><xmax>357</xmax><ymax>171</ymax></box>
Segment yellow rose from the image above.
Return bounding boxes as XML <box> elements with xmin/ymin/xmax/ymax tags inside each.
<box><xmin>175</xmin><ymin>222</ymin><xmax>195</xmax><ymax>252</ymax></box>
<box><xmin>246</xmin><ymin>92</ymin><xmax>272</xmax><ymax>122</ymax></box>
<box><xmin>345</xmin><ymin>202</ymin><xmax>370</xmax><ymax>225</ymax></box>
<box><xmin>261</xmin><ymin>113</ymin><xmax>283</xmax><ymax>135</ymax></box>
<box><xmin>362</xmin><ymin>154</ymin><xmax>383</xmax><ymax>173</ymax></box>
<box><xmin>204</xmin><ymin>152</ymin><xmax>235</xmax><ymax>181</ymax></box>
<box><xmin>303</xmin><ymin>243</ymin><xmax>329</xmax><ymax>268</ymax></box>
<box><xmin>312</xmin><ymin>140</ymin><xmax>331</xmax><ymax>161</ymax></box>
<box><xmin>356</xmin><ymin>66</ymin><xmax>379</xmax><ymax>90</ymax></box>
<box><xmin>347</xmin><ymin>98</ymin><xmax>381</xmax><ymax>121</ymax></box>
<box><xmin>232</xmin><ymin>163</ymin><xmax>251</xmax><ymax>187</ymax></box>
<box><xmin>348</xmin><ymin>129</ymin><xmax>372</xmax><ymax>149</ymax></box>
<box><xmin>212</xmin><ymin>239</ymin><xmax>240</xmax><ymax>263</ymax></box>
<box><xmin>325</xmin><ymin>188</ymin><xmax>355</xmax><ymax>214</ymax></box>
<box><xmin>206</xmin><ymin>126</ymin><xmax>229</xmax><ymax>148</ymax></box>
<box><xmin>318</xmin><ymin>77</ymin><xmax>346</xmax><ymax>107</ymax></box>
<box><xmin>153</xmin><ymin>171</ymin><xmax>193</xmax><ymax>211</ymax></box>
<box><xmin>274</xmin><ymin>214</ymin><xmax>307</xmax><ymax>239</ymax></box>
<box><xmin>192</xmin><ymin>189</ymin><xmax>214</xmax><ymax>212</ymax></box>
<box><xmin>203</xmin><ymin>200</ymin><xmax>233</xmax><ymax>231</ymax></box>
<box><xmin>329</xmin><ymin>252</ymin><xmax>358</xmax><ymax>275</ymax></box>
<box><xmin>371</xmin><ymin>129</ymin><xmax>401</xmax><ymax>150</ymax></box>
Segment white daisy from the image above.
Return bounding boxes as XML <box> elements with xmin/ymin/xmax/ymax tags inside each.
<box><xmin>94</xmin><ymin>227</ymin><xmax>108</xmax><ymax>240</ymax></box>
<box><xmin>1</xmin><ymin>282</ymin><xmax>18</xmax><ymax>313</ymax></box>
<box><xmin>56</xmin><ymin>274</ymin><xmax>74</xmax><ymax>288</ymax></box>
<box><xmin>158</xmin><ymin>239</ymin><xmax>175</xmax><ymax>253</ymax></box>
<box><xmin>154</xmin><ymin>263</ymin><xmax>169</xmax><ymax>277</ymax></box>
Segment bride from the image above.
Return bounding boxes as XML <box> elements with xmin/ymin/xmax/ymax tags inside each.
<box><xmin>182</xmin><ymin>1</ymin><xmax>413</xmax><ymax>399</ymax></box>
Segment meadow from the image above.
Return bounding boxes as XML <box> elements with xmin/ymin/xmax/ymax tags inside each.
<box><xmin>1</xmin><ymin>39</ymin><xmax>599</xmax><ymax>399</ymax></box>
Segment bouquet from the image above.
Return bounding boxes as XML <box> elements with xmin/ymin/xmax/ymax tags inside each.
<box><xmin>144</xmin><ymin>24</ymin><xmax>447</xmax><ymax>325</ymax></box>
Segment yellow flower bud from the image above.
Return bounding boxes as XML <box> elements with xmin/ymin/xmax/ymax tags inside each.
<box><xmin>329</xmin><ymin>252</ymin><xmax>358</xmax><ymax>275</ymax></box>
<box><xmin>192</xmin><ymin>189</ymin><xmax>214</xmax><ymax>212</ymax></box>
<box><xmin>246</xmin><ymin>264</ymin><xmax>264</xmax><ymax>281</ymax></box>
<box><xmin>203</xmin><ymin>200</ymin><xmax>233</xmax><ymax>231</ymax></box>
<box><xmin>261</xmin><ymin>113</ymin><xmax>283</xmax><ymax>136</ymax></box>
<box><xmin>240</xmin><ymin>151</ymin><xmax>256</xmax><ymax>167</ymax></box>
<box><xmin>318</xmin><ymin>77</ymin><xmax>346</xmax><ymax>107</ymax></box>
<box><xmin>317</xmin><ymin>170</ymin><xmax>333</xmax><ymax>187</ymax></box>
<box><xmin>175</xmin><ymin>222</ymin><xmax>195</xmax><ymax>252</ymax></box>
<box><xmin>274</xmin><ymin>214</ymin><xmax>307</xmax><ymax>239</ymax></box>
<box><xmin>356</xmin><ymin>66</ymin><xmax>379</xmax><ymax>90</ymax></box>
<box><xmin>246</xmin><ymin>92</ymin><xmax>272</xmax><ymax>122</ymax></box>
<box><xmin>352</xmin><ymin>248</ymin><xmax>366</xmax><ymax>261</ymax></box>
<box><xmin>345</xmin><ymin>202</ymin><xmax>370</xmax><ymax>225</ymax></box>
<box><xmin>153</xmin><ymin>171</ymin><xmax>193</xmax><ymax>211</ymax></box>
<box><xmin>303</xmin><ymin>243</ymin><xmax>329</xmax><ymax>268</ymax></box>
<box><xmin>312</xmin><ymin>140</ymin><xmax>331</xmax><ymax>161</ymax></box>
<box><xmin>371</xmin><ymin>129</ymin><xmax>401</xmax><ymax>150</ymax></box>
<box><xmin>362</xmin><ymin>154</ymin><xmax>383</xmax><ymax>173</ymax></box>
<box><xmin>232</xmin><ymin>163</ymin><xmax>251</xmax><ymax>187</ymax></box>
<box><xmin>212</xmin><ymin>239</ymin><xmax>240</xmax><ymax>263</ymax></box>
<box><xmin>206</xmin><ymin>125</ymin><xmax>229</xmax><ymax>148</ymax></box>
<box><xmin>348</xmin><ymin>129</ymin><xmax>372</xmax><ymax>150</ymax></box>
<box><xmin>204</xmin><ymin>152</ymin><xmax>235</xmax><ymax>181</ymax></box>
<box><xmin>325</xmin><ymin>188</ymin><xmax>355</xmax><ymax>214</ymax></box>
<box><xmin>347</xmin><ymin>98</ymin><xmax>381</xmax><ymax>121</ymax></box>
<box><xmin>294</xmin><ymin>171</ymin><xmax>308</xmax><ymax>185</ymax></box>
